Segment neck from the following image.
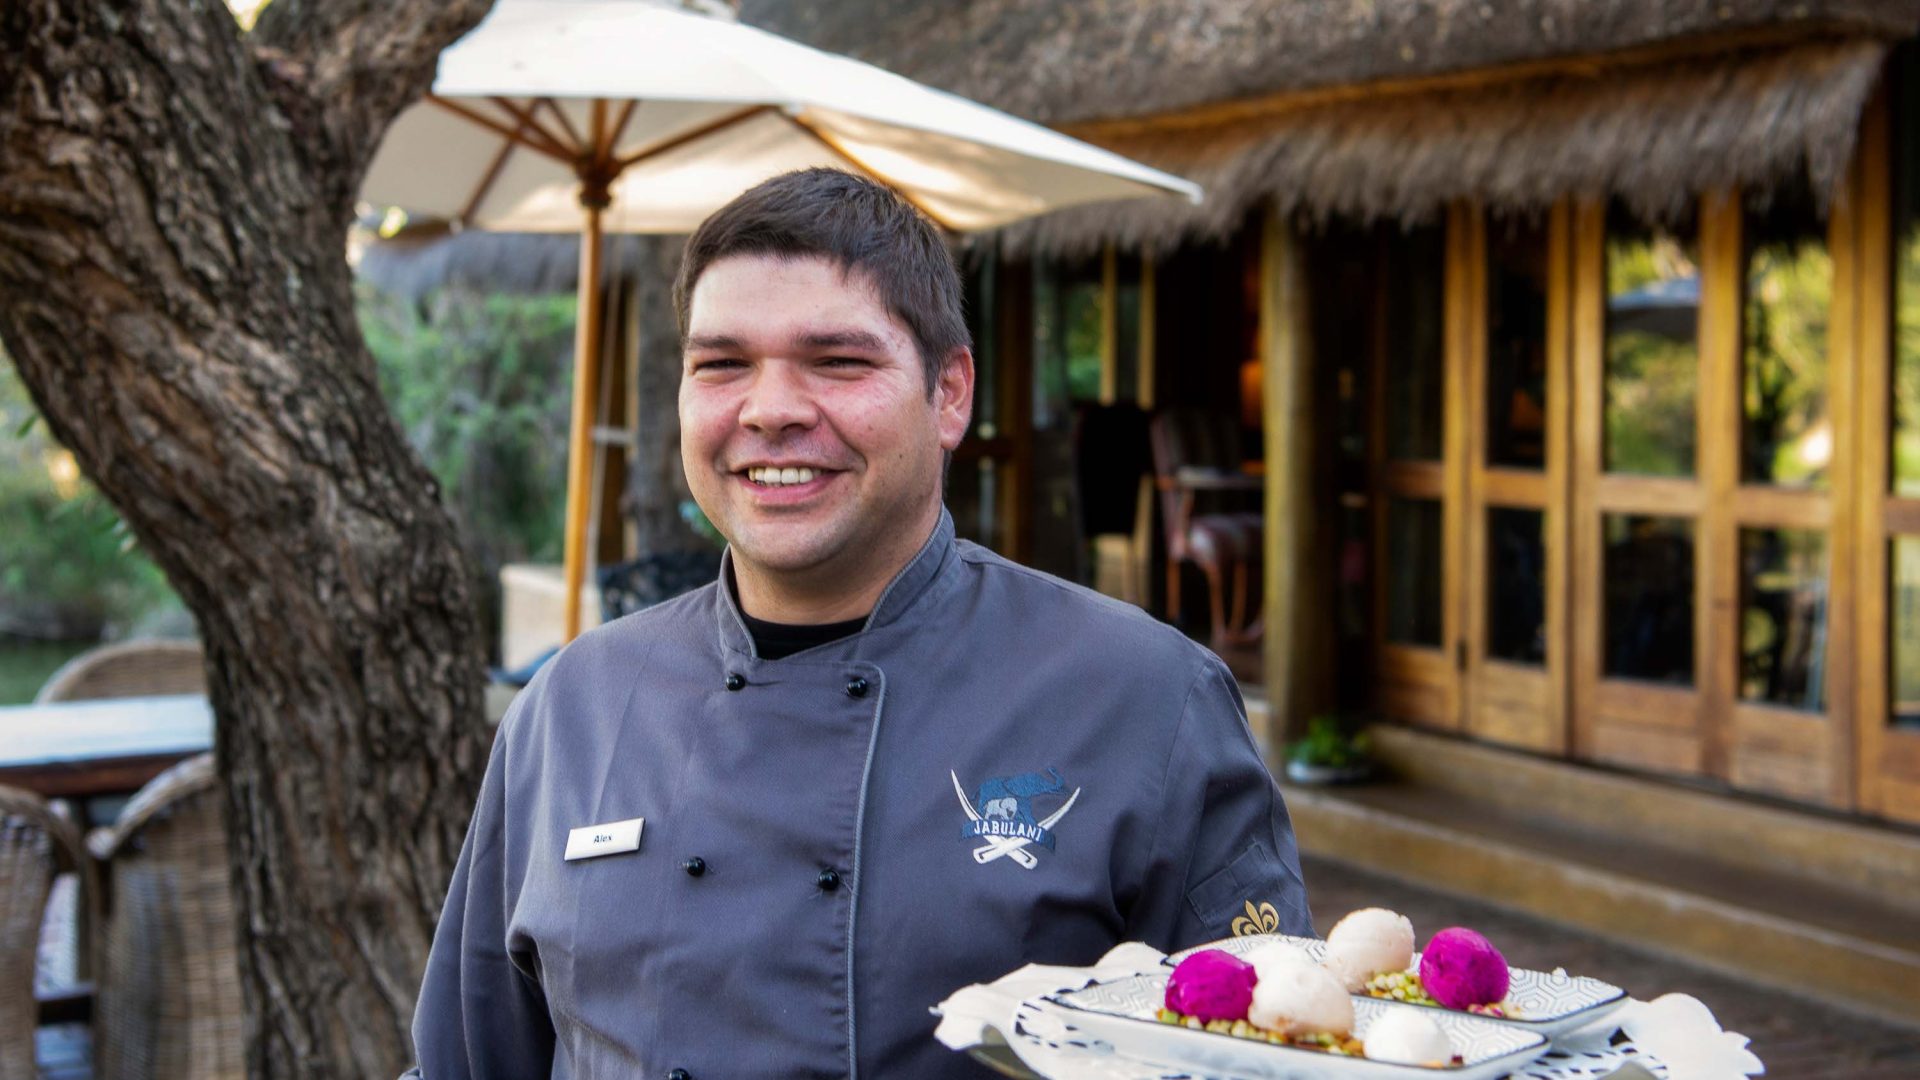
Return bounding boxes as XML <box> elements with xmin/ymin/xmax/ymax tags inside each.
<box><xmin>732</xmin><ymin>504</ymin><xmax>941</xmax><ymax>625</ymax></box>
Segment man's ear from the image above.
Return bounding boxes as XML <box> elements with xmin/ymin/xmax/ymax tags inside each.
<box><xmin>935</xmin><ymin>346</ymin><xmax>975</xmax><ymax>451</ymax></box>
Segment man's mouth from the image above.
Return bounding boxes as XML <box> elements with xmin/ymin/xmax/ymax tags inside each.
<box><xmin>744</xmin><ymin>465</ymin><xmax>823</xmax><ymax>487</ymax></box>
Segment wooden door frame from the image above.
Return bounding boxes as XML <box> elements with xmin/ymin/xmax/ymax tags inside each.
<box><xmin>1854</xmin><ymin>79</ymin><xmax>1920</xmax><ymax>824</ymax></box>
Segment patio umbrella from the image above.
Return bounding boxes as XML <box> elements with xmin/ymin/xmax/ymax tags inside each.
<box><xmin>361</xmin><ymin>0</ymin><xmax>1200</xmax><ymax>640</ymax></box>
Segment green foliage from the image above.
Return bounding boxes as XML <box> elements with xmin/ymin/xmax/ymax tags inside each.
<box><xmin>356</xmin><ymin>284</ymin><xmax>576</xmax><ymax>570</ymax></box>
<box><xmin>1604</xmin><ymin>232</ymin><xmax>1699</xmax><ymax>477</ymax></box>
<box><xmin>1287</xmin><ymin>714</ymin><xmax>1372</xmax><ymax>769</ymax></box>
<box><xmin>0</xmin><ymin>355</ymin><xmax>180</xmax><ymax>640</ymax></box>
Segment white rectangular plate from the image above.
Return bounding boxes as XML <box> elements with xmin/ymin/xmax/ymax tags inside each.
<box><xmin>1168</xmin><ymin>934</ymin><xmax>1628</xmax><ymax>1037</ymax></box>
<box><xmin>1043</xmin><ymin>971</ymin><xmax>1547</xmax><ymax>1080</ymax></box>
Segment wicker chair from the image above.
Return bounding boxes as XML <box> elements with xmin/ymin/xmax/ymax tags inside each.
<box><xmin>35</xmin><ymin>640</ymin><xmax>206</xmax><ymax>704</ymax></box>
<box><xmin>0</xmin><ymin>783</ymin><xmax>88</xmax><ymax>1080</ymax></box>
<box><xmin>90</xmin><ymin>754</ymin><xmax>244</xmax><ymax>1080</ymax></box>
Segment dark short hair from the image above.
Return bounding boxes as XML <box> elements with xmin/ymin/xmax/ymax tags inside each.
<box><xmin>674</xmin><ymin>168</ymin><xmax>970</xmax><ymax>395</ymax></box>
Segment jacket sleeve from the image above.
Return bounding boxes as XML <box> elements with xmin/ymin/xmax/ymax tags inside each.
<box><xmin>1126</xmin><ymin>655</ymin><xmax>1314</xmax><ymax>951</ymax></box>
<box><xmin>404</xmin><ymin>698</ymin><xmax>556</xmax><ymax>1078</ymax></box>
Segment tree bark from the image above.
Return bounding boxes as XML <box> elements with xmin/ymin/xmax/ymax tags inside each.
<box><xmin>0</xmin><ymin>1</ymin><xmax>495</xmax><ymax>1075</ymax></box>
<box><xmin>624</xmin><ymin>235</ymin><xmax>703</xmax><ymax>554</ymax></box>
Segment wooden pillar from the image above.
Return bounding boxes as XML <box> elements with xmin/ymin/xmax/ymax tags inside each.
<box><xmin>1259</xmin><ymin>204</ymin><xmax>1334</xmax><ymax>747</ymax></box>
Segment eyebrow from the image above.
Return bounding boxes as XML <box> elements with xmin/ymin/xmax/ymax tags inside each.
<box><xmin>684</xmin><ymin>329</ymin><xmax>890</xmax><ymax>353</ymax></box>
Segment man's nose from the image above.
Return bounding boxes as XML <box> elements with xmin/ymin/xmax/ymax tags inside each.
<box><xmin>737</xmin><ymin>362</ymin><xmax>818</xmax><ymax>432</ymax></box>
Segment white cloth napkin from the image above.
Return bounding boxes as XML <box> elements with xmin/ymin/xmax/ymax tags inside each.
<box><xmin>932</xmin><ymin>942</ymin><xmax>1167</xmax><ymax>1051</ymax></box>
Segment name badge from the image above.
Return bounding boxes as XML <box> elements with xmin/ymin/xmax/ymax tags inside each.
<box><xmin>564</xmin><ymin>816</ymin><xmax>644</xmax><ymax>861</ymax></box>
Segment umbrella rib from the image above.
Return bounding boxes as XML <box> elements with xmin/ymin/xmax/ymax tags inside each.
<box><xmin>458</xmin><ymin>119</ymin><xmax>527</xmax><ymax>227</ymax></box>
<box><xmin>490</xmin><ymin>97</ymin><xmax>581</xmax><ymax>159</ymax></box>
<box><xmin>427</xmin><ymin>95</ymin><xmax>575</xmax><ymax>164</ymax></box>
<box><xmin>538</xmin><ymin>97</ymin><xmax>586</xmax><ymax>155</ymax></box>
<box><xmin>602</xmin><ymin>100</ymin><xmax>640</xmax><ymax>169</ymax></box>
<box><xmin>779</xmin><ymin>112</ymin><xmax>960</xmax><ymax>232</ymax></box>
<box><xmin>615</xmin><ymin>104</ymin><xmax>778</xmax><ymax>171</ymax></box>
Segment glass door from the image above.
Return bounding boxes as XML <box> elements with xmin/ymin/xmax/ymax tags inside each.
<box><xmin>1854</xmin><ymin>59</ymin><xmax>1920</xmax><ymax>824</ymax></box>
<box><xmin>1570</xmin><ymin>200</ymin><xmax>1715</xmax><ymax>775</ymax></box>
<box><xmin>1460</xmin><ymin>207</ymin><xmax>1569</xmax><ymax>752</ymax></box>
<box><xmin>1717</xmin><ymin>182</ymin><xmax>1854</xmax><ymax>808</ymax></box>
<box><xmin>1370</xmin><ymin>219</ymin><xmax>1461</xmax><ymax>729</ymax></box>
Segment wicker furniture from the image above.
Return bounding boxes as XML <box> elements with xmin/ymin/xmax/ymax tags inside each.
<box><xmin>90</xmin><ymin>754</ymin><xmax>244</xmax><ymax>1080</ymax></box>
<box><xmin>0</xmin><ymin>783</ymin><xmax>87</xmax><ymax>1080</ymax></box>
<box><xmin>35</xmin><ymin>640</ymin><xmax>205</xmax><ymax>704</ymax></box>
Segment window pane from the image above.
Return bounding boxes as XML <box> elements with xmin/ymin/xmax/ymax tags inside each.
<box><xmin>1032</xmin><ymin>256</ymin><xmax>1104</xmax><ymax>428</ymax></box>
<box><xmin>1486</xmin><ymin>215</ymin><xmax>1549</xmax><ymax>470</ymax></box>
<box><xmin>1894</xmin><ymin>42</ymin><xmax>1920</xmax><ymax>495</ymax></box>
<box><xmin>1891</xmin><ymin>536</ymin><xmax>1920</xmax><ymax>729</ymax></box>
<box><xmin>1605</xmin><ymin>206</ymin><xmax>1699</xmax><ymax>476</ymax></box>
<box><xmin>1742</xmin><ymin>191</ymin><xmax>1832</xmax><ymax>488</ymax></box>
<box><xmin>964</xmin><ymin>260</ymin><xmax>1000</xmax><ymax>437</ymax></box>
<box><xmin>1739</xmin><ymin>529</ymin><xmax>1828</xmax><ymax>711</ymax></box>
<box><xmin>1386</xmin><ymin>497</ymin><xmax>1443</xmax><ymax>647</ymax></box>
<box><xmin>1385</xmin><ymin>225</ymin><xmax>1446</xmax><ymax>461</ymax></box>
<box><xmin>1603</xmin><ymin>514</ymin><xmax>1694</xmax><ymax>684</ymax></box>
<box><xmin>1487</xmin><ymin>507</ymin><xmax>1546</xmax><ymax>665</ymax></box>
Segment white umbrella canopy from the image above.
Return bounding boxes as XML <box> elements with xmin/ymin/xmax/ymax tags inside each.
<box><xmin>362</xmin><ymin>0</ymin><xmax>1199</xmax><ymax>232</ymax></box>
<box><xmin>360</xmin><ymin>0</ymin><xmax>1202</xmax><ymax>640</ymax></box>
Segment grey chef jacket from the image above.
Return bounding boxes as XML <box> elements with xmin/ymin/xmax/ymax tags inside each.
<box><xmin>407</xmin><ymin>510</ymin><xmax>1311</xmax><ymax>1079</ymax></box>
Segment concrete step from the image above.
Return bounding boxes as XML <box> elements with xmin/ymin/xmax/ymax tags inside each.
<box><xmin>1282</xmin><ymin>729</ymin><xmax>1920</xmax><ymax>1027</ymax></box>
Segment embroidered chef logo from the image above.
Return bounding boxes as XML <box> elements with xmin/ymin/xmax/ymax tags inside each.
<box><xmin>950</xmin><ymin>767</ymin><xmax>1080</xmax><ymax>870</ymax></box>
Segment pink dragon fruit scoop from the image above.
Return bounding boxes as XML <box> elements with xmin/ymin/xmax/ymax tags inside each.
<box><xmin>1164</xmin><ymin>949</ymin><xmax>1258</xmax><ymax>1022</ymax></box>
<box><xmin>1417</xmin><ymin>927</ymin><xmax>1511</xmax><ymax>1010</ymax></box>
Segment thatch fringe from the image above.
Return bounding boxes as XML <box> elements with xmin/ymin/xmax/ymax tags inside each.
<box><xmin>977</xmin><ymin>39</ymin><xmax>1888</xmax><ymax>259</ymax></box>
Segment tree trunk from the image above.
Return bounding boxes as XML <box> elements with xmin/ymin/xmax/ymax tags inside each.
<box><xmin>0</xmin><ymin>1</ymin><xmax>495</xmax><ymax>1075</ymax></box>
<box><xmin>624</xmin><ymin>235</ymin><xmax>703</xmax><ymax>554</ymax></box>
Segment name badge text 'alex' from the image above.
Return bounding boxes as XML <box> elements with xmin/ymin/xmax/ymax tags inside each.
<box><xmin>564</xmin><ymin>817</ymin><xmax>644</xmax><ymax>861</ymax></box>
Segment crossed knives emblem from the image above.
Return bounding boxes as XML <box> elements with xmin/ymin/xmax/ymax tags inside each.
<box><xmin>950</xmin><ymin>770</ymin><xmax>1081</xmax><ymax>870</ymax></box>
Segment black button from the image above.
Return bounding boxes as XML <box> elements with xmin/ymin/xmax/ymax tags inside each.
<box><xmin>725</xmin><ymin>673</ymin><xmax>745</xmax><ymax>691</ymax></box>
<box><xmin>844</xmin><ymin>676</ymin><xmax>869</xmax><ymax>698</ymax></box>
<box><xmin>683</xmin><ymin>856</ymin><xmax>706</xmax><ymax>877</ymax></box>
<box><xmin>667</xmin><ymin>1070</ymin><xmax>691</xmax><ymax>1080</ymax></box>
<box><xmin>816</xmin><ymin>868</ymin><xmax>841</xmax><ymax>891</ymax></box>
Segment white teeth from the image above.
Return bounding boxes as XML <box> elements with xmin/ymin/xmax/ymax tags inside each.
<box><xmin>748</xmin><ymin>466</ymin><xmax>818</xmax><ymax>486</ymax></box>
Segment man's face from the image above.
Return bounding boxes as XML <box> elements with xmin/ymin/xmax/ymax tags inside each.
<box><xmin>680</xmin><ymin>254</ymin><xmax>972</xmax><ymax>599</ymax></box>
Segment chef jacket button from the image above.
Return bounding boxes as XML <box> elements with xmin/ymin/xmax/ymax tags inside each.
<box><xmin>844</xmin><ymin>675</ymin><xmax>869</xmax><ymax>698</ymax></box>
<box><xmin>725</xmin><ymin>672</ymin><xmax>745</xmax><ymax>691</ymax></box>
<box><xmin>667</xmin><ymin>1070</ymin><xmax>692</xmax><ymax>1080</ymax></box>
<box><xmin>683</xmin><ymin>856</ymin><xmax>706</xmax><ymax>877</ymax></box>
<box><xmin>816</xmin><ymin>867</ymin><xmax>841</xmax><ymax>891</ymax></box>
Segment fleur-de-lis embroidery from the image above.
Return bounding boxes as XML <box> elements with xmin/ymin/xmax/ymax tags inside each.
<box><xmin>1230</xmin><ymin>899</ymin><xmax>1280</xmax><ymax>937</ymax></box>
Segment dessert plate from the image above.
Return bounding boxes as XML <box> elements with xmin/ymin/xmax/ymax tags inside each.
<box><xmin>1040</xmin><ymin>971</ymin><xmax>1548</xmax><ymax>1079</ymax></box>
<box><xmin>1168</xmin><ymin>935</ymin><xmax>1628</xmax><ymax>1037</ymax></box>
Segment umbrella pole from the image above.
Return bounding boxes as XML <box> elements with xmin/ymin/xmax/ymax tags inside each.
<box><xmin>563</xmin><ymin>191</ymin><xmax>609</xmax><ymax>642</ymax></box>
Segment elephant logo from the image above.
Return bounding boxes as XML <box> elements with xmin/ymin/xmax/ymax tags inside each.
<box><xmin>951</xmin><ymin>767</ymin><xmax>1080</xmax><ymax>870</ymax></box>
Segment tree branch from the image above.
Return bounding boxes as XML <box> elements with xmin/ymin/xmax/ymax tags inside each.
<box><xmin>251</xmin><ymin>0</ymin><xmax>497</xmax><ymax>216</ymax></box>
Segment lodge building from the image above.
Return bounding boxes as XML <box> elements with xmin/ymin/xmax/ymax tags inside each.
<box><xmin>745</xmin><ymin>0</ymin><xmax>1920</xmax><ymax>833</ymax></box>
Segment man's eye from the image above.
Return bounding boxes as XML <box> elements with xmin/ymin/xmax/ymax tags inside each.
<box><xmin>693</xmin><ymin>358</ymin><xmax>744</xmax><ymax>373</ymax></box>
<box><xmin>821</xmin><ymin>356</ymin><xmax>869</xmax><ymax>369</ymax></box>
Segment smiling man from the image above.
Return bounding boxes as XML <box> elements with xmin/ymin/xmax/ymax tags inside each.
<box><xmin>405</xmin><ymin>169</ymin><xmax>1311</xmax><ymax>1080</ymax></box>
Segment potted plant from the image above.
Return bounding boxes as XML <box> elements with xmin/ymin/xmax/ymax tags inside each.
<box><xmin>1284</xmin><ymin>714</ymin><xmax>1374</xmax><ymax>784</ymax></box>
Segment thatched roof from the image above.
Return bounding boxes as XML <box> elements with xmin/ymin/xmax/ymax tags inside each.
<box><xmin>738</xmin><ymin>0</ymin><xmax>1918</xmax><ymax>126</ymax></box>
<box><xmin>740</xmin><ymin>0</ymin><xmax>1920</xmax><ymax>254</ymax></box>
